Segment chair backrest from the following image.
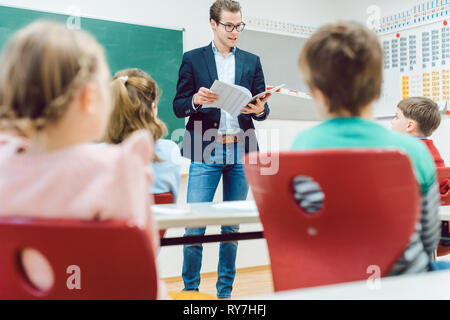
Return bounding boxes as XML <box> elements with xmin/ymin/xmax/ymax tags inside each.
<box><xmin>153</xmin><ymin>193</ymin><xmax>175</xmax><ymax>239</ymax></box>
<box><xmin>0</xmin><ymin>218</ymin><xmax>158</xmax><ymax>300</ymax></box>
<box><xmin>436</xmin><ymin>167</ymin><xmax>450</xmax><ymax>249</ymax></box>
<box><xmin>153</xmin><ymin>193</ymin><xmax>175</xmax><ymax>205</ymax></box>
<box><xmin>244</xmin><ymin>150</ymin><xmax>420</xmax><ymax>292</ymax></box>
<box><xmin>437</xmin><ymin>167</ymin><xmax>450</xmax><ymax>206</ymax></box>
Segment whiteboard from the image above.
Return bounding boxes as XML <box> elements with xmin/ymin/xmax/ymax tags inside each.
<box><xmin>239</xmin><ymin>18</ymin><xmax>450</xmax><ymax>120</ymax></box>
<box><xmin>238</xmin><ymin>29</ymin><xmax>319</xmax><ymax>121</ymax></box>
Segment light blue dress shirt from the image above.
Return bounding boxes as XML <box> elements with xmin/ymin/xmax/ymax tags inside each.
<box><xmin>211</xmin><ymin>42</ymin><xmax>241</xmax><ymax>135</ymax></box>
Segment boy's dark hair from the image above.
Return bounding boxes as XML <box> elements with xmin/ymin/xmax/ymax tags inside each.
<box><xmin>299</xmin><ymin>21</ymin><xmax>383</xmax><ymax>116</ymax></box>
<box><xmin>210</xmin><ymin>0</ymin><xmax>241</xmax><ymax>23</ymax></box>
<box><xmin>397</xmin><ymin>97</ymin><xmax>441</xmax><ymax>137</ymax></box>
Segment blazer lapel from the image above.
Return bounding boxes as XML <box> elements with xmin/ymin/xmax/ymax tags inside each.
<box><xmin>235</xmin><ymin>48</ymin><xmax>248</xmax><ymax>122</ymax></box>
<box><xmin>235</xmin><ymin>48</ymin><xmax>244</xmax><ymax>86</ymax></box>
<box><xmin>203</xmin><ymin>43</ymin><xmax>218</xmax><ymax>83</ymax></box>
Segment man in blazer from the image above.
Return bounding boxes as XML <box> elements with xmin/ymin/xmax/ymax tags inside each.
<box><xmin>173</xmin><ymin>0</ymin><xmax>271</xmax><ymax>299</ymax></box>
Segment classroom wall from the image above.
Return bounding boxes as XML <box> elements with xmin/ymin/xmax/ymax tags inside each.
<box><xmin>257</xmin><ymin>0</ymin><xmax>450</xmax><ymax>159</ymax></box>
<box><xmin>0</xmin><ymin>0</ymin><xmax>346</xmax><ymax>52</ymax></box>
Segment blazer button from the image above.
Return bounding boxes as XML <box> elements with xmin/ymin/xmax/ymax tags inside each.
<box><xmin>214</xmin><ymin>123</ymin><xmax>218</xmax><ymax>127</ymax></box>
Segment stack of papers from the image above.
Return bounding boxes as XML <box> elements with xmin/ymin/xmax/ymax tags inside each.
<box><xmin>203</xmin><ymin>81</ymin><xmax>285</xmax><ymax>117</ymax></box>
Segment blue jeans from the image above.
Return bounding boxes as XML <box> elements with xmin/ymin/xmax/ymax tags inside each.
<box><xmin>182</xmin><ymin>142</ymin><xmax>249</xmax><ymax>298</ymax></box>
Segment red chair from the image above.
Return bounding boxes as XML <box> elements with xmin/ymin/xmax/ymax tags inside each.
<box><xmin>153</xmin><ymin>193</ymin><xmax>175</xmax><ymax>239</ymax></box>
<box><xmin>437</xmin><ymin>167</ymin><xmax>450</xmax><ymax>205</ymax></box>
<box><xmin>244</xmin><ymin>150</ymin><xmax>420</xmax><ymax>292</ymax></box>
<box><xmin>0</xmin><ymin>218</ymin><xmax>158</xmax><ymax>300</ymax></box>
<box><xmin>436</xmin><ymin>167</ymin><xmax>450</xmax><ymax>257</ymax></box>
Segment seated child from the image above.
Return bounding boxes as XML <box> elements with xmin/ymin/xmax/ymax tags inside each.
<box><xmin>392</xmin><ymin>97</ymin><xmax>450</xmax><ymax>257</ymax></box>
<box><xmin>0</xmin><ymin>21</ymin><xmax>167</xmax><ymax>298</ymax></box>
<box><xmin>392</xmin><ymin>97</ymin><xmax>449</xmax><ymax>193</ymax></box>
<box><xmin>103</xmin><ymin>68</ymin><xmax>181</xmax><ymax>201</ymax></box>
<box><xmin>292</xmin><ymin>21</ymin><xmax>448</xmax><ymax>273</ymax></box>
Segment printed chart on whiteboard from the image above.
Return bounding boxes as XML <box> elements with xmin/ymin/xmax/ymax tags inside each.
<box><xmin>374</xmin><ymin>0</ymin><xmax>450</xmax><ymax>117</ymax></box>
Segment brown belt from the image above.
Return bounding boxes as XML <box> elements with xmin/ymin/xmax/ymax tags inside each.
<box><xmin>216</xmin><ymin>135</ymin><xmax>239</xmax><ymax>144</ymax></box>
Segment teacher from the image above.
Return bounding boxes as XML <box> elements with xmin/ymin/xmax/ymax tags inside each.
<box><xmin>173</xmin><ymin>0</ymin><xmax>271</xmax><ymax>299</ymax></box>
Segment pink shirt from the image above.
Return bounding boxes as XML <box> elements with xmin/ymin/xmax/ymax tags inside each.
<box><xmin>0</xmin><ymin>130</ymin><xmax>168</xmax><ymax>299</ymax></box>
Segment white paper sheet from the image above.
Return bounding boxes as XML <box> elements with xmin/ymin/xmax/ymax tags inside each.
<box><xmin>203</xmin><ymin>81</ymin><xmax>284</xmax><ymax>117</ymax></box>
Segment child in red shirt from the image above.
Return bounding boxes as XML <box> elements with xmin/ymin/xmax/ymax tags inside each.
<box><xmin>392</xmin><ymin>97</ymin><xmax>448</xmax><ymax>190</ymax></box>
<box><xmin>392</xmin><ymin>97</ymin><xmax>450</xmax><ymax>257</ymax></box>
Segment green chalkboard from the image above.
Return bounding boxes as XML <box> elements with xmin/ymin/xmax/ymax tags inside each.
<box><xmin>0</xmin><ymin>5</ymin><xmax>184</xmax><ymax>138</ymax></box>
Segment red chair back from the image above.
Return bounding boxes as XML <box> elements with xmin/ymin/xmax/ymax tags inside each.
<box><xmin>0</xmin><ymin>218</ymin><xmax>158</xmax><ymax>300</ymax></box>
<box><xmin>153</xmin><ymin>193</ymin><xmax>175</xmax><ymax>205</ymax></box>
<box><xmin>153</xmin><ymin>193</ymin><xmax>175</xmax><ymax>239</ymax></box>
<box><xmin>437</xmin><ymin>167</ymin><xmax>450</xmax><ymax>206</ymax></box>
<box><xmin>436</xmin><ymin>168</ymin><xmax>450</xmax><ymax>257</ymax></box>
<box><xmin>244</xmin><ymin>150</ymin><xmax>420</xmax><ymax>292</ymax></box>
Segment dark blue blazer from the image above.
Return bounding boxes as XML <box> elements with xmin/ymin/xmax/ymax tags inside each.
<box><xmin>173</xmin><ymin>43</ymin><xmax>270</xmax><ymax>162</ymax></box>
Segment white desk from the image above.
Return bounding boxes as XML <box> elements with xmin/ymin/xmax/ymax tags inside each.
<box><xmin>152</xmin><ymin>201</ymin><xmax>261</xmax><ymax>246</ymax></box>
<box><xmin>246</xmin><ymin>270</ymin><xmax>450</xmax><ymax>300</ymax></box>
<box><xmin>152</xmin><ymin>200</ymin><xmax>260</xmax><ymax>229</ymax></box>
<box><xmin>153</xmin><ymin>200</ymin><xmax>450</xmax><ymax>229</ymax></box>
<box><xmin>152</xmin><ymin>201</ymin><xmax>450</xmax><ymax>246</ymax></box>
<box><xmin>440</xmin><ymin>205</ymin><xmax>450</xmax><ymax>222</ymax></box>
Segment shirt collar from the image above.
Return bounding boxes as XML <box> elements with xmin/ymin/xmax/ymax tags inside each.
<box><xmin>211</xmin><ymin>41</ymin><xmax>236</xmax><ymax>55</ymax></box>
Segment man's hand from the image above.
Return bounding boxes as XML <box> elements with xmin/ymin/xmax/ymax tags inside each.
<box><xmin>240</xmin><ymin>93</ymin><xmax>272</xmax><ymax>115</ymax></box>
<box><xmin>193</xmin><ymin>87</ymin><xmax>219</xmax><ymax>106</ymax></box>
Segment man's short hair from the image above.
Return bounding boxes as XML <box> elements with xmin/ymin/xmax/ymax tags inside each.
<box><xmin>299</xmin><ymin>21</ymin><xmax>383</xmax><ymax>116</ymax></box>
<box><xmin>210</xmin><ymin>0</ymin><xmax>241</xmax><ymax>23</ymax></box>
<box><xmin>397</xmin><ymin>97</ymin><xmax>441</xmax><ymax>137</ymax></box>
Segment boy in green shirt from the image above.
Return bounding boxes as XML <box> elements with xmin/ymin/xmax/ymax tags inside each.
<box><xmin>292</xmin><ymin>22</ymin><xmax>448</xmax><ymax>273</ymax></box>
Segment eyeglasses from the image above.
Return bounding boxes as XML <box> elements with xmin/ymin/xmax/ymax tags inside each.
<box><xmin>218</xmin><ymin>22</ymin><xmax>246</xmax><ymax>32</ymax></box>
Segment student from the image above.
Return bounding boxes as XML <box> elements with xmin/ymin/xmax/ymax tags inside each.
<box><xmin>391</xmin><ymin>97</ymin><xmax>450</xmax><ymax>257</ymax></box>
<box><xmin>0</xmin><ymin>21</ymin><xmax>167</xmax><ymax>298</ymax></box>
<box><xmin>104</xmin><ymin>69</ymin><xmax>181</xmax><ymax>201</ymax></box>
<box><xmin>292</xmin><ymin>21</ymin><xmax>450</xmax><ymax>273</ymax></box>
<box><xmin>391</xmin><ymin>97</ymin><xmax>449</xmax><ymax>194</ymax></box>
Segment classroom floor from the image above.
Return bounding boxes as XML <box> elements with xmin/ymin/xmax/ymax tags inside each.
<box><xmin>163</xmin><ymin>265</ymin><xmax>274</xmax><ymax>299</ymax></box>
<box><xmin>164</xmin><ymin>255</ymin><xmax>450</xmax><ymax>299</ymax></box>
